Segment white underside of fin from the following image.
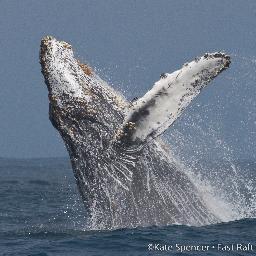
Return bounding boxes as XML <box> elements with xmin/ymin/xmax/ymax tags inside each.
<box><xmin>122</xmin><ymin>53</ymin><xmax>230</xmax><ymax>143</ymax></box>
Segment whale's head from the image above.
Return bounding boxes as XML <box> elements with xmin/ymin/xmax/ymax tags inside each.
<box><xmin>40</xmin><ymin>36</ymin><xmax>93</xmax><ymax>98</ymax></box>
<box><xmin>40</xmin><ymin>36</ymin><xmax>127</xmax><ymax>157</ymax></box>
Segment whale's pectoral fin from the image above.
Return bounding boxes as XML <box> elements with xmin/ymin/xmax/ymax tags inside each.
<box><xmin>118</xmin><ymin>53</ymin><xmax>231</xmax><ymax>145</ymax></box>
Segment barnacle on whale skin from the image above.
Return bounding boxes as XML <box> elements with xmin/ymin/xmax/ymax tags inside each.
<box><xmin>77</xmin><ymin>60</ymin><xmax>93</xmax><ymax>76</ymax></box>
<box><xmin>126</xmin><ymin>122</ymin><xmax>136</xmax><ymax>130</ymax></box>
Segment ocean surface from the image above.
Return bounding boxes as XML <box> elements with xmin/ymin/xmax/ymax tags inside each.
<box><xmin>1</xmin><ymin>158</ymin><xmax>255</xmax><ymax>256</ymax></box>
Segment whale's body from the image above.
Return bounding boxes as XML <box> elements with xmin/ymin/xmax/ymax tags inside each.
<box><xmin>40</xmin><ymin>36</ymin><xmax>230</xmax><ymax>229</ymax></box>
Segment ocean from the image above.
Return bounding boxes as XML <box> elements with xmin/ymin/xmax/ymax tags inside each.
<box><xmin>1</xmin><ymin>158</ymin><xmax>255</xmax><ymax>256</ymax></box>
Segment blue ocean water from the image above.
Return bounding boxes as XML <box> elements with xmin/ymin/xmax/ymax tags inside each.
<box><xmin>0</xmin><ymin>158</ymin><xmax>255</xmax><ymax>256</ymax></box>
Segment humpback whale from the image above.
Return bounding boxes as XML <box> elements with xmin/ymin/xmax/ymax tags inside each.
<box><xmin>40</xmin><ymin>36</ymin><xmax>231</xmax><ymax>229</ymax></box>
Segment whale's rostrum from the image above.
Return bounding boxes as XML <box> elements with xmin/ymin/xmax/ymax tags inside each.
<box><xmin>40</xmin><ymin>36</ymin><xmax>231</xmax><ymax>229</ymax></box>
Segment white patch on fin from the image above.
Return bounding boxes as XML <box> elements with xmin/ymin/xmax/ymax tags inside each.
<box><xmin>121</xmin><ymin>52</ymin><xmax>231</xmax><ymax>144</ymax></box>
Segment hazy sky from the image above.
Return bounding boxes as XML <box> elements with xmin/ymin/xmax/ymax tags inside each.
<box><xmin>0</xmin><ymin>0</ymin><xmax>256</xmax><ymax>159</ymax></box>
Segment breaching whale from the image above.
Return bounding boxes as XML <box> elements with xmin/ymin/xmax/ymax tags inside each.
<box><xmin>40</xmin><ymin>36</ymin><xmax>231</xmax><ymax>229</ymax></box>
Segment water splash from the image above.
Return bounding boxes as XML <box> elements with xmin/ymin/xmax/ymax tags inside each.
<box><xmin>165</xmin><ymin>54</ymin><xmax>256</xmax><ymax>223</ymax></box>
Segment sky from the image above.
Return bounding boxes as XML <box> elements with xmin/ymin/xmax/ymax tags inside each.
<box><xmin>0</xmin><ymin>0</ymin><xmax>256</xmax><ymax>159</ymax></box>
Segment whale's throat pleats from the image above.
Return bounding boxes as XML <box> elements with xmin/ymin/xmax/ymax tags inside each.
<box><xmin>118</xmin><ymin>53</ymin><xmax>230</xmax><ymax>145</ymax></box>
